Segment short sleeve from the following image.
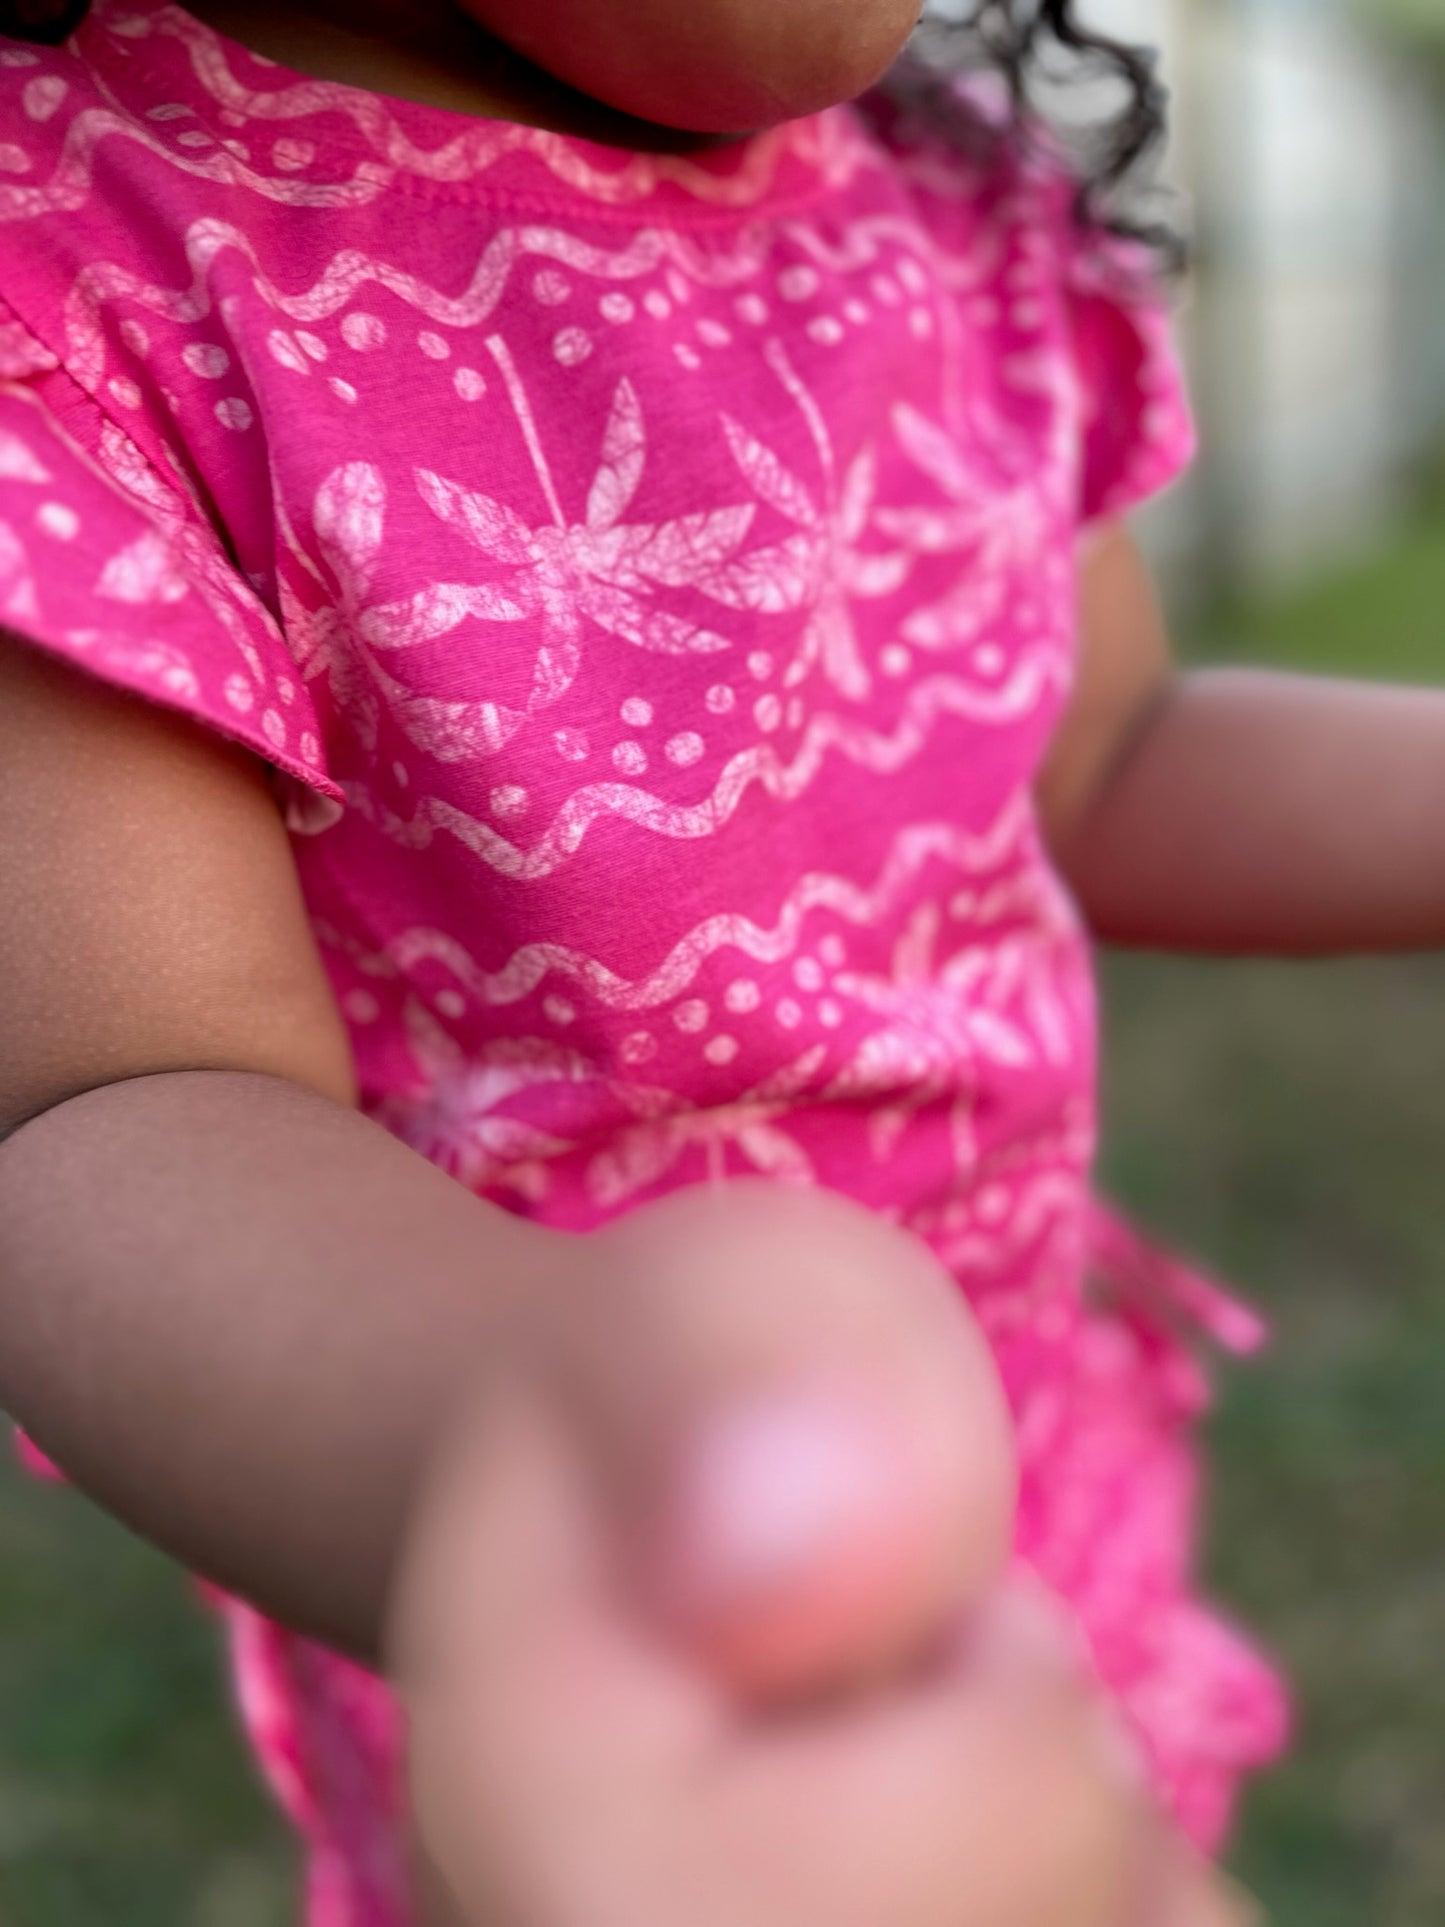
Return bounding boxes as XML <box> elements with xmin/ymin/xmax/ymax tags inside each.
<box><xmin>0</xmin><ymin>358</ymin><xmax>342</xmax><ymax>833</ymax></box>
<box><xmin>1058</xmin><ymin>221</ymin><xmax>1198</xmax><ymax>529</ymax></box>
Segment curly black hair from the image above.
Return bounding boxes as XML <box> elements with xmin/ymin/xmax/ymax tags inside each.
<box><xmin>0</xmin><ymin>0</ymin><xmax>1182</xmax><ymax>268</ymax></box>
<box><xmin>898</xmin><ymin>2</ymin><xmax>1183</xmax><ymax>272</ymax></box>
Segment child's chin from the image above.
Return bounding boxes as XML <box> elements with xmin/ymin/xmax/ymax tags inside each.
<box><xmin>461</xmin><ymin>0</ymin><xmax>922</xmax><ymax>135</ymax></box>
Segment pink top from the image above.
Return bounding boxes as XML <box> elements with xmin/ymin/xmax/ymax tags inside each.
<box><xmin>1</xmin><ymin>3</ymin><xmax>1287</xmax><ymax>1915</ymax></box>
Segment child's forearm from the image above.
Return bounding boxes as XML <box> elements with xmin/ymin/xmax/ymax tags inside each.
<box><xmin>0</xmin><ymin>1068</ymin><xmax>572</xmax><ymax>1665</ymax></box>
<box><xmin>1050</xmin><ymin>668</ymin><xmax>1445</xmax><ymax>954</ymax></box>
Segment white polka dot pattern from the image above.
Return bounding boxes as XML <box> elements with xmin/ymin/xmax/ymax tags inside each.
<box><xmin>341</xmin><ymin>312</ymin><xmax>387</xmax><ymax>352</ymax></box>
<box><xmin>214</xmin><ymin>396</ymin><xmax>253</xmax><ymax>430</ymax></box>
<box><xmin>182</xmin><ymin>343</ymin><xmax>229</xmax><ymax>379</ymax></box>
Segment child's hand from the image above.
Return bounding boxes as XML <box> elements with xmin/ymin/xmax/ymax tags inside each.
<box><xmin>389</xmin><ymin>1182</ymin><xmax>1250</xmax><ymax>1926</ymax></box>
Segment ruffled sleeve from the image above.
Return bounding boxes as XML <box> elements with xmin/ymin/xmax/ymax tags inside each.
<box><xmin>1058</xmin><ymin>220</ymin><xmax>1198</xmax><ymax>528</ymax></box>
<box><xmin>0</xmin><ymin>303</ymin><xmax>342</xmax><ymax>833</ymax></box>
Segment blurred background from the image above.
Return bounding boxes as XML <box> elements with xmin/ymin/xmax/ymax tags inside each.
<box><xmin>1</xmin><ymin>0</ymin><xmax>1442</xmax><ymax>1920</ymax></box>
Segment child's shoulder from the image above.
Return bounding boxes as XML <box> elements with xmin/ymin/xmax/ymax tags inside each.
<box><xmin>0</xmin><ymin>18</ymin><xmax>345</xmax><ymax>825</ymax></box>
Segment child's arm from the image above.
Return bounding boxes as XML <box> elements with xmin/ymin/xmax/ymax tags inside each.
<box><xmin>0</xmin><ymin>633</ymin><xmax>1008</xmax><ymax>1678</ymax></box>
<box><xmin>0</xmin><ymin>634</ymin><xmax>578</xmax><ymax>1662</ymax></box>
<box><xmin>0</xmin><ymin>637</ymin><xmax>1244</xmax><ymax>1927</ymax></box>
<box><xmin>1038</xmin><ymin>523</ymin><xmax>1445</xmax><ymax>953</ymax></box>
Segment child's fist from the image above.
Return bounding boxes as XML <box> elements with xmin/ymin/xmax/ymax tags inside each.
<box><xmin>388</xmin><ymin>1180</ymin><xmax>1250</xmax><ymax>1927</ymax></box>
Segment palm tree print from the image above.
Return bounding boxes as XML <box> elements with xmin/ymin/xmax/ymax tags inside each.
<box><xmin>700</xmin><ymin>339</ymin><xmax>912</xmax><ymax>700</ymax></box>
<box><xmin>877</xmin><ymin>403</ymin><xmax>1052</xmax><ymax>653</ymax></box>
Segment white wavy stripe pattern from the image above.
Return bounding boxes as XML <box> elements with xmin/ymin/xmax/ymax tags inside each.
<box><xmin>777</xmin><ymin>213</ymin><xmax>941</xmax><ymax>277</ymax></box>
<box><xmin>54</xmin><ymin>215</ymin><xmax>912</xmax><ymax>392</ymax></box>
<box><xmin>89</xmin><ymin>1</ymin><xmax>868</xmax><ymax>206</ymax></box>
<box><xmin>373</xmin><ymin>799</ymin><xmax>1033</xmax><ymax>1010</ymax></box>
<box><xmin>0</xmin><ymin>106</ymin><xmax>395</xmax><ymax>220</ymax></box>
<box><xmin>780</xmin><ymin>210</ymin><xmax>1008</xmax><ymax>297</ymax></box>
<box><xmin>343</xmin><ymin>650</ymin><xmax>1065</xmax><ymax>878</ymax></box>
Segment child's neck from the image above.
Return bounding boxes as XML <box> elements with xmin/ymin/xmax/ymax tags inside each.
<box><xmin>180</xmin><ymin>0</ymin><xmax>732</xmax><ymax>153</ymax></box>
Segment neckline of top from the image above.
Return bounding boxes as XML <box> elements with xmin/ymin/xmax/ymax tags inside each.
<box><xmin>75</xmin><ymin>0</ymin><xmax>872</xmax><ymax>217</ymax></box>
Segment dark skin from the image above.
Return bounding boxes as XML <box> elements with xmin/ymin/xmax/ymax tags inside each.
<box><xmin>181</xmin><ymin>0</ymin><xmax>925</xmax><ymax>134</ymax></box>
<box><xmin>5</xmin><ymin>1</ymin><xmax>1441</xmax><ymax>1921</ymax></box>
<box><xmin>179</xmin><ymin>0</ymin><xmax>725</xmax><ymax>148</ymax></box>
<box><xmin>1042</xmin><ymin>525</ymin><xmax>1445</xmax><ymax>952</ymax></box>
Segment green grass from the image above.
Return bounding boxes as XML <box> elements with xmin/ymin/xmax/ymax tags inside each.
<box><xmin>2</xmin><ymin>478</ymin><xmax>1443</xmax><ymax>1922</ymax></box>
<box><xmin>0</xmin><ymin>1472</ymin><xmax>294</xmax><ymax>1924</ymax></box>
<box><xmin>1181</xmin><ymin>471</ymin><xmax>1445</xmax><ymax>683</ymax></box>
<box><xmin>1108</xmin><ymin>469</ymin><xmax>1445</xmax><ymax>1921</ymax></box>
<box><xmin>1100</xmin><ymin>948</ymin><xmax>1445</xmax><ymax>1925</ymax></box>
